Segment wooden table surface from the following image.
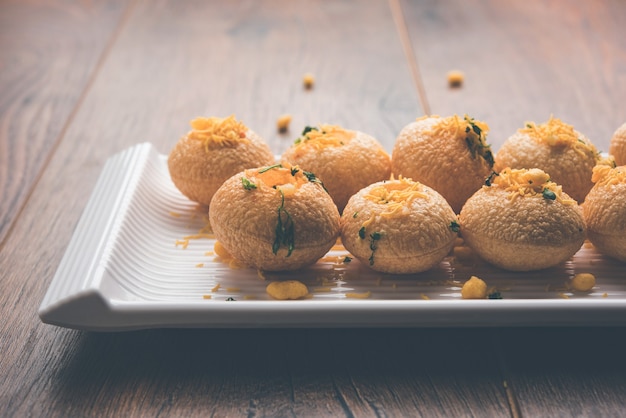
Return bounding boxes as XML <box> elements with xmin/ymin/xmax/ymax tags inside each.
<box><xmin>2</xmin><ymin>0</ymin><xmax>626</xmax><ymax>416</ymax></box>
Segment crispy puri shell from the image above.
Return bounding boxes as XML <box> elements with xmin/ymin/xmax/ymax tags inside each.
<box><xmin>459</xmin><ymin>188</ymin><xmax>586</xmax><ymax>271</ymax></box>
<box><xmin>583</xmin><ymin>181</ymin><xmax>626</xmax><ymax>262</ymax></box>
<box><xmin>341</xmin><ymin>181</ymin><xmax>458</xmax><ymax>274</ymax></box>
<box><xmin>209</xmin><ymin>171</ymin><xmax>340</xmax><ymax>271</ymax></box>
<box><xmin>168</xmin><ymin>130</ymin><xmax>275</xmax><ymax>206</ymax></box>
<box><xmin>609</xmin><ymin>122</ymin><xmax>626</xmax><ymax>166</ymax></box>
<box><xmin>391</xmin><ymin>118</ymin><xmax>492</xmax><ymax>213</ymax></box>
<box><xmin>281</xmin><ymin>130</ymin><xmax>391</xmax><ymax>213</ymax></box>
<box><xmin>494</xmin><ymin>131</ymin><xmax>597</xmax><ymax>203</ymax></box>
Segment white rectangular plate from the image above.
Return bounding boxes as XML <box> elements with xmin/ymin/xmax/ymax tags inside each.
<box><xmin>39</xmin><ymin>143</ymin><xmax>626</xmax><ymax>331</ymax></box>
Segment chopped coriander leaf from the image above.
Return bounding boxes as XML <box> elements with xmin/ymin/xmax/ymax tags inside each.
<box><xmin>449</xmin><ymin>220</ymin><xmax>460</xmax><ymax>233</ymax></box>
<box><xmin>226</xmin><ymin>297</ymin><xmax>236</xmax><ymax>301</ymax></box>
<box><xmin>259</xmin><ymin>163</ymin><xmax>283</xmax><ymax>173</ymax></box>
<box><xmin>488</xmin><ymin>291</ymin><xmax>503</xmax><ymax>299</ymax></box>
<box><xmin>290</xmin><ymin>167</ymin><xmax>300</xmax><ymax>176</ymax></box>
<box><xmin>301</xmin><ymin>126</ymin><xmax>318</xmax><ymax>136</ymax></box>
<box><xmin>343</xmin><ymin>256</ymin><xmax>352</xmax><ymax>263</ymax></box>
<box><xmin>542</xmin><ymin>188</ymin><xmax>557</xmax><ymax>200</ymax></box>
<box><xmin>303</xmin><ymin>171</ymin><xmax>328</xmax><ymax>192</ymax></box>
<box><xmin>273</xmin><ymin>190</ymin><xmax>295</xmax><ymax>257</ymax></box>
<box><xmin>485</xmin><ymin>171</ymin><xmax>499</xmax><ymax>186</ymax></box>
<box><xmin>464</xmin><ymin>115</ymin><xmax>494</xmax><ymax>168</ymax></box>
<box><xmin>353</xmin><ymin>212</ymin><xmax>358</xmax><ymax>218</ymax></box>
<box><xmin>368</xmin><ymin>231</ymin><xmax>382</xmax><ymax>265</ymax></box>
<box><xmin>358</xmin><ymin>226</ymin><xmax>366</xmax><ymax>239</ymax></box>
<box><xmin>241</xmin><ymin>177</ymin><xmax>257</xmax><ymax>190</ymax></box>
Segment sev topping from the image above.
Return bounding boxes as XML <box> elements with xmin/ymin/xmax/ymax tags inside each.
<box><xmin>245</xmin><ymin>163</ymin><xmax>306</xmax><ymax>197</ymax></box>
<box><xmin>362</xmin><ymin>177</ymin><xmax>427</xmax><ymax>227</ymax></box>
<box><xmin>424</xmin><ymin>114</ymin><xmax>493</xmax><ymax>167</ymax></box>
<box><xmin>187</xmin><ymin>115</ymin><xmax>248</xmax><ymax>151</ymax></box>
<box><xmin>488</xmin><ymin>167</ymin><xmax>576</xmax><ymax>205</ymax></box>
<box><xmin>519</xmin><ymin>116</ymin><xmax>599</xmax><ymax>159</ymax></box>
<box><xmin>591</xmin><ymin>164</ymin><xmax>626</xmax><ymax>187</ymax></box>
<box><xmin>293</xmin><ymin>124</ymin><xmax>355</xmax><ymax>150</ymax></box>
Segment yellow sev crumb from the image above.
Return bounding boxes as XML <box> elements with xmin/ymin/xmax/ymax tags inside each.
<box><xmin>345</xmin><ymin>291</ymin><xmax>372</xmax><ymax>299</ymax></box>
<box><xmin>169</xmin><ymin>211</ymin><xmax>181</xmax><ymax>218</ymax></box>
<box><xmin>294</xmin><ymin>124</ymin><xmax>354</xmax><ymax>151</ymax></box>
<box><xmin>447</xmin><ymin>70</ymin><xmax>464</xmax><ymax>87</ymax></box>
<box><xmin>214</xmin><ymin>241</ymin><xmax>231</xmax><ymax>259</ymax></box>
<box><xmin>461</xmin><ymin>276</ymin><xmax>487</xmax><ymax>299</ymax></box>
<box><xmin>603</xmin><ymin>292</ymin><xmax>608</xmax><ymax>298</ymax></box>
<box><xmin>211</xmin><ymin>283</ymin><xmax>221</xmax><ymax>292</ymax></box>
<box><xmin>175</xmin><ymin>239</ymin><xmax>189</xmax><ymax>249</ymax></box>
<box><xmin>591</xmin><ymin>164</ymin><xmax>626</xmax><ymax>187</ymax></box>
<box><xmin>303</xmin><ymin>73</ymin><xmax>315</xmax><ymax>89</ymax></box>
<box><xmin>202</xmin><ymin>294</ymin><xmax>212</xmax><ymax>300</ymax></box>
<box><xmin>490</xmin><ymin>167</ymin><xmax>576</xmax><ymax>205</ymax></box>
<box><xmin>266</xmin><ymin>280</ymin><xmax>309</xmax><ymax>300</ymax></box>
<box><xmin>361</xmin><ymin>177</ymin><xmax>428</xmax><ymax>228</ymax></box>
<box><xmin>225</xmin><ymin>287</ymin><xmax>241</xmax><ymax>292</ymax></box>
<box><xmin>187</xmin><ymin>115</ymin><xmax>249</xmax><ymax>151</ymax></box>
<box><xmin>420</xmin><ymin>293</ymin><xmax>430</xmax><ymax>300</ymax></box>
<box><xmin>519</xmin><ymin>116</ymin><xmax>598</xmax><ymax>159</ymax></box>
<box><xmin>570</xmin><ymin>273</ymin><xmax>596</xmax><ymax>292</ymax></box>
<box><xmin>559</xmin><ymin>293</ymin><xmax>570</xmax><ymax>299</ymax></box>
<box><xmin>195</xmin><ymin>263</ymin><xmax>204</xmax><ymax>268</ymax></box>
<box><xmin>277</xmin><ymin>114</ymin><xmax>292</xmax><ymax>133</ymax></box>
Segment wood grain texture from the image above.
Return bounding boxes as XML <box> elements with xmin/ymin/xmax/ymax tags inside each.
<box><xmin>399</xmin><ymin>0</ymin><xmax>626</xmax><ymax>152</ymax></box>
<box><xmin>496</xmin><ymin>327</ymin><xmax>626</xmax><ymax>418</ymax></box>
<box><xmin>0</xmin><ymin>0</ymin><xmax>130</xmax><ymax>246</ymax></box>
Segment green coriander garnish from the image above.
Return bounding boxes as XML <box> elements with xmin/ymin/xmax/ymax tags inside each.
<box><xmin>258</xmin><ymin>163</ymin><xmax>283</xmax><ymax>174</ymax></box>
<box><xmin>241</xmin><ymin>177</ymin><xmax>257</xmax><ymax>191</ymax></box>
<box><xmin>358</xmin><ymin>226</ymin><xmax>366</xmax><ymax>239</ymax></box>
<box><xmin>226</xmin><ymin>297</ymin><xmax>236</xmax><ymax>301</ymax></box>
<box><xmin>273</xmin><ymin>189</ymin><xmax>295</xmax><ymax>257</ymax></box>
<box><xmin>542</xmin><ymin>188</ymin><xmax>556</xmax><ymax>200</ymax></box>
<box><xmin>485</xmin><ymin>171</ymin><xmax>499</xmax><ymax>186</ymax></box>
<box><xmin>464</xmin><ymin>115</ymin><xmax>494</xmax><ymax>168</ymax></box>
<box><xmin>302</xmin><ymin>126</ymin><xmax>318</xmax><ymax>136</ymax></box>
<box><xmin>353</xmin><ymin>212</ymin><xmax>359</xmax><ymax>218</ymax></box>
<box><xmin>302</xmin><ymin>170</ymin><xmax>328</xmax><ymax>192</ymax></box>
<box><xmin>343</xmin><ymin>256</ymin><xmax>352</xmax><ymax>263</ymax></box>
<box><xmin>290</xmin><ymin>167</ymin><xmax>300</xmax><ymax>176</ymax></box>
<box><xmin>294</xmin><ymin>126</ymin><xmax>319</xmax><ymax>145</ymax></box>
<box><xmin>488</xmin><ymin>291</ymin><xmax>503</xmax><ymax>299</ymax></box>
<box><xmin>449</xmin><ymin>220</ymin><xmax>460</xmax><ymax>233</ymax></box>
<box><xmin>368</xmin><ymin>231</ymin><xmax>382</xmax><ymax>266</ymax></box>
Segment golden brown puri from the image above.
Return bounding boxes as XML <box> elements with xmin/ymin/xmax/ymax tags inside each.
<box><xmin>341</xmin><ymin>177</ymin><xmax>458</xmax><ymax>274</ymax></box>
<box><xmin>459</xmin><ymin>168</ymin><xmax>585</xmax><ymax>271</ymax></box>
<box><xmin>168</xmin><ymin>116</ymin><xmax>275</xmax><ymax>206</ymax></box>
<box><xmin>609</xmin><ymin>122</ymin><xmax>626</xmax><ymax>166</ymax></box>
<box><xmin>392</xmin><ymin>115</ymin><xmax>494</xmax><ymax>214</ymax></box>
<box><xmin>281</xmin><ymin>124</ymin><xmax>391</xmax><ymax>214</ymax></box>
<box><xmin>494</xmin><ymin>116</ymin><xmax>600</xmax><ymax>203</ymax></box>
<box><xmin>582</xmin><ymin>165</ymin><xmax>626</xmax><ymax>262</ymax></box>
<box><xmin>209</xmin><ymin>163</ymin><xmax>340</xmax><ymax>271</ymax></box>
